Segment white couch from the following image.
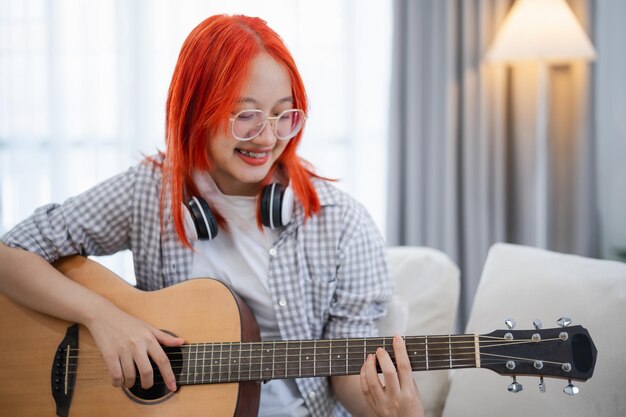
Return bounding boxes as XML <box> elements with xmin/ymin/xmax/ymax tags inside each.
<box><xmin>379</xmin><ymin>246</ymin><xmax>460</xmax><ymax>417</ymax></box>
<box><xmin>382</xmin><ymin>243</ymin><xmax>626</xmax><ymax>417</ymax></box>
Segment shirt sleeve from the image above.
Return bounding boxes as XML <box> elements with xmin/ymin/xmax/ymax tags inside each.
<box><xmin>1</xmin><ymin>165</ymin><xmax>139</xmax><ymax>263</ymax></box>
<box><xmin>323</xmin><ymin>202</ymin><xmax>393</xmax><ymax>339</ymax></box>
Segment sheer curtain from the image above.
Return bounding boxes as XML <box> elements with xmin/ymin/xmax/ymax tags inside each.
<box><xmin>0</xmin><ymin>0</ymin><xmax>392</xmax><ymax>281</ymax></box>
<box><xmin>387</xmin><ymin>0</ymin><xmax>597</xmax><ymax>327</ymax></box>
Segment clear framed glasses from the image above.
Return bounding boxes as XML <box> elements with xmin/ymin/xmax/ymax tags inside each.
<box><xmin>229</xmin><ymin>109</ymin><xmax>307</xmax><ymax>141</ymax></box>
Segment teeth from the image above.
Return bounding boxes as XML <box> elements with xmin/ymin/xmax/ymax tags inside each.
<box><xmin>238</xmin><ymin>149</ymin><xmax>268</xmax><ymax>158</ymax></box>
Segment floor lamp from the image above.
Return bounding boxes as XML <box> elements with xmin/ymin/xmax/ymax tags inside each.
<box><xmin>485</xmin><ymin>0</ymin><xmax>596</xmax><ymax>248</ymax></box>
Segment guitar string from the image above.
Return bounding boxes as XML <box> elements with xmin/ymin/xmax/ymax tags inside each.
<box><xmin>60</xmin><ymin>338</ymin><xmax>562</xmax><ymax>381</ymax></box>
<box><xmin>60</xmin><ymin>342</ymin><xmax>557</xmax><ymax>385</ymax></box>
<box><xmin>66</xmin><ymin>356</ymin><xmax>493</xmax><ymax>384</ymax></box>
<box><xmin>61</xmin><ymin>355</ymin><xmax>481</xmax><ymax>380</ymax></box>
<box><xmin>60</xmin><ymin>336</ymin><xmax>557</xmax><ymax>361</ymax></box>
<box><xmin>65</xmin><ymin>356</ymin><xmax>553</xmax><ymax>386</ymax></box>
<box><xmin>58</xmin><ymin>336</ymin><xmax>482</xmax><ymax>360</ymax></box>
<box><xmin>60</xmin><ymin>347</ymin><xmax>482</xmax><ymax>379</ymax></box>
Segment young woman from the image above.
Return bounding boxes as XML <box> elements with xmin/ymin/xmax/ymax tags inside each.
<box><xmin>0</xmin><ymin>14</ymin><xmax>423</xmax><ymax>417</ymax></box>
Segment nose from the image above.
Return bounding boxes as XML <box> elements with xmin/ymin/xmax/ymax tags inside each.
<box><xmin>252</xmin><ymin>120</ymin><xmax>277</xmax><ymax>145</ymax></box>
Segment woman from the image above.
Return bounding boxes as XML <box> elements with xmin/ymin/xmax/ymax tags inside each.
<box><xmin>0</xmin><ymin>14</ymin><xmax>423</xmax><ymax>417</ymax></box>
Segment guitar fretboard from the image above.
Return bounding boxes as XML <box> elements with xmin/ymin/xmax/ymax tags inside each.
<box><xmin>174</xmin><ymin>335</ymin><xmax>477</xmax><ymax>385</ymax></box>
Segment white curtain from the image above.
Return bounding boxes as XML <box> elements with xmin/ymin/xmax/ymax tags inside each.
<box><xmin>595</xmin><ymin>0</ymin><xmax>626</xmax><ymax>262</ymax></box>
<box><xmin>387</xmin><ymin>0</ymin><xmax>597</xmax><ymax>327</ymax></box>
<box><xmin>0</xmin><ymin>0</ymin><xmax>392</xmax><ymax>279</ymax></box>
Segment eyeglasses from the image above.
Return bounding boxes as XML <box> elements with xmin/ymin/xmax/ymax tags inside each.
<box><xmin>229</xmin><ymin>109</ymin><xmax>307</xmax><ymax>141</ymax></box>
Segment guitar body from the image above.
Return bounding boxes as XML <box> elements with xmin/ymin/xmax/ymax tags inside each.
<box><xmin>0</xmin><ymin>256</ymin><xmax>261</xmax><ymax>417</ymax></box>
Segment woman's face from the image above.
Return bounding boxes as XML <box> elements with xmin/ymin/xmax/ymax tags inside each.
<box><xmin>209</xmin><ymin>53</ymin><xmax>293</xmax><ymax>196</ymax></box>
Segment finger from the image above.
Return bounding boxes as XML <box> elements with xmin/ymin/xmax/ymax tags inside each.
<box><xmin>154</xmin><ymin>328</ymin><xmax>184</xmax><ymax>347</ymax></box>
<box><xmin>134</xmin><ymin>352</ymin><xmax>154</xmax><ymax>389</ymax></box>
<box><xmin>376</xmin><ymin>346</ymin><xmax>401</xmax><ymax>394</ymax></box>
<box><xmin>392</xmin><ymin>335</ymin><xmax>415</xmax><ymax>389</ymax></box>
<box><xmin>103</xmin><ymin>352</ymin><xmax>124</xmax><ymax>388</ymax></box>
<box><xmin>360</xmin><ymin>355</ymin><xmax>378</xmax><ymax>408</ymax></box>
<box><xmin>120</xmin><ymin>352</ymin><xmax>137</xmax><ymax>389</ymax></box>
<box><xmin>148</xmin><ymin>343</ymin><xmax>177</xmax><ymax>392</ymax></box>
<box><xmin>364</xmin><ymin>352</ymin><xmax>385</xmax><ymax>397</ymax></box>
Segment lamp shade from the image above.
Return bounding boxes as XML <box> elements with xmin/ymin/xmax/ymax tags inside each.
<box><xmin>485</xmin><ymin>0</ymin><xmax>596</xmax><ymax>62</ymax></box>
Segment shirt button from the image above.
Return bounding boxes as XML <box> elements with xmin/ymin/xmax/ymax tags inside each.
<box><xmin>269</xmin><ymin>247</ymin><xmax>277</xmax><ymax>257</ymax></box>
<box><xmin>278</xmin><ymin>298</ymin><xmax>287</xmax><ymax>307</ymax></box>
<box><xmin>308</xmin><ymin>391</ymin><xmax>316</xmax><ymax>399</ymax></box>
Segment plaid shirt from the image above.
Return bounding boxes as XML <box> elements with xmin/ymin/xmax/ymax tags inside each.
<box><xmin>2</xmin><ymin>157</ymin><xmax>392</xmax><ymax>417</ymax></box>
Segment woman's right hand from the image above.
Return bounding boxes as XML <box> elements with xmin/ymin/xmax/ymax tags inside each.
<box><xmin>85</xmin><ymin>301</ymin><xmax>184</xmax><ymax>392</ymax></box>
<box><xmin>0</xmin><ymin>245</ymin><xmax>184</xmax><ymax>392</ymax></box>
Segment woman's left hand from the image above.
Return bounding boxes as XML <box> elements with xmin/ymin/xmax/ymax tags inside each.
<box><xmin>359</xmin><ymin>335</ymin><xmax>424</xmax><ymax>417</ymax></box>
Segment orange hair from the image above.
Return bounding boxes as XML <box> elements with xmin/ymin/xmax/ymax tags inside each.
<box><xmin>163</xmin><ymin>14</ymin><xmax>321</xmax><ymax>248</ymax></box>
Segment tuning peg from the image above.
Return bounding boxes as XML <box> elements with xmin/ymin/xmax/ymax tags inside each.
<box><xmin>505</xmin><ymin>318</ymin><xmax>516</xmax><ymax>330</ymax></box>
<box><xmin>557</xmin><ymin>317</ymin><xmax>572</xmax><ymax>327</ymax></box>
<box><xmin>533</xmin><ymin>319</ymin><xmax>542</xmax><ymax>330</ymax></box>
<box><xmin>539</xmin><ymin>377</ymin><xmax>546</xmax><ymax>393</ymax></box>
<box><xmin>508</xmin><ymin>376</ymin><xmax>523</xmax><ymax>393</ymax></box>
<box><xmin>563</xmin><ymin>380</ymin><xmax>579</xmax><ymax>395</ymax></box>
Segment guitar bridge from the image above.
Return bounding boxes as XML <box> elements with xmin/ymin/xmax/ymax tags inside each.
<box><xmin>51</xmin><ymin>324</ymin><xmax>79</xmax><ymax>417</ymax></box>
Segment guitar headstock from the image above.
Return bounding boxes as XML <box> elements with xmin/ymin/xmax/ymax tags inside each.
<box><xmin>479</xmin><ymin>318</ymin><xmax>597</xmax><ymax>394</ymax></box>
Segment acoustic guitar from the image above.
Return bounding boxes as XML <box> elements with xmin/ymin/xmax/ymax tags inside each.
<box><xmin>0</xmin><ymin>256</ymin><xmax>597</xmax><ymax>417</ymax></box>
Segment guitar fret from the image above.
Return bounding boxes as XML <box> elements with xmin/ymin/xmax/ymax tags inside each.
<box><xmin>425</xmin><ymin>336</ymin><xmax>429</xmax><ymax>370</ymax></box>
<box><xmin>300</xmin><ymin>340</ymin><xmax>314</xmax><ymax>378</ymax></box>
<box><xmin>345</xmin><ymin>339</ymin><xmax>349</xmax><ymax>374</ymax></box>
<box><xmin>474</xmin><ymin>334</ymin><xmax>480</xmax><ymax>368</ymax></box>
<box><xmin>284</xmin><ymin>341</ymin><xmax>288</xmax><ymax>378</ymax></box>
<box><xmin>247</xmin><ymin>342</ymin><xmax>252</xmax><ymax>381</ymax></box>
<box><xmin>259</xmin><ymin>341</ymin><xmax>264</xmax><ymax>381</ymax></box>
<box><xmin>186</xmin><ymin>345</ymin><xmax>191</xmax><ymax>385</ymax></box>
<box><xmin>238</xmin><ymin>343</ymin><xmax>242</xmax><ymax>381</ymax></box>
<box><xmin>363</xmin><ymin>338</ymin><xmax>366</xmax><ymax>363</ymax></box>
<box><xmin>298</xmin><ymin>340</ymin><xmax>302</xmax><ymax>378</ymax></box>
<box><xmin>220</xmin><ymin>343</ymin><xmax>226</xmax><ymax>383</ymax></box>
<box><xmin>448</xmin><ymin>335</ymin><xmax>452</xmax><ymax>369</ymax></box>
<box><xmin>328</xmin><ymin>339</ymin><xmax>332</xmax><ymax>375</ymax></box>
<box><xmin>228</xmin><ymin>342</ymin><xmax>232</xmax><ymax>382</ymax></box>
<box><xmin>274</xmin><ymin>341</ymin><xmax>287</xmax><ymax>379</ymax></box>
<box><xmin>313</xmin><ymin>340</ymin><xmax>317</xmax><ymax>376</ymax></box>
<box><xmin>201</xmin><ymin>343</ymin><xmax>206</xmax><ymax>384</ymax></box>
<box><xmin>193</xmin><ymin>343</ymin><xmax>198</xmax><ymax>384</ymax></box>
<box><xmin>272</xmin><ymin>340</ymin><xmax>276</xmax><ymax>379</ymax></box>
<box><xmin>209</xmin><ymin>343</ymin><xmax>214</xmax><ymax>383</ymax></box>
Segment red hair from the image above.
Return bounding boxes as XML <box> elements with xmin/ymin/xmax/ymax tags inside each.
<box><xmin>163</xmin><ymin>14</ymin><xmax>321</xmax><ymax>247</ymax></box>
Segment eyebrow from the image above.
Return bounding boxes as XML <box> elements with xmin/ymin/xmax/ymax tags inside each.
<box><xmin>237</xmin><ymin>96</ymin><xmax>294</xmax><ymax>105</ymax></box>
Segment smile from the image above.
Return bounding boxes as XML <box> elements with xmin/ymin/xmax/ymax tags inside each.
<box><xmin>237</xmin><ymin>149</ymin><xmax>269</xmax><ymax>159</ymax></box>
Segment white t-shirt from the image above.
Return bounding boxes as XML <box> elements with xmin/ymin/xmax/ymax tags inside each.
<box><xmin>189</xmin><ymin>172</ymin><xmax>310</xmax><ymax>417</ymax></box>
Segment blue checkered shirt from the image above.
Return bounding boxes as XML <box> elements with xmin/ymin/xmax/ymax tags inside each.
<box><xmin>1</xmin><ymin>157</ymin><xmax>392</xmax><ymax>417</ymax></box>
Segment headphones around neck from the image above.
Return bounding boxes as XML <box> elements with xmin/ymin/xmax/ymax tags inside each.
<box><xmin>182</xmin><ymin>183</ymin><xmax>294</xmax><ymax>241</ymax></box>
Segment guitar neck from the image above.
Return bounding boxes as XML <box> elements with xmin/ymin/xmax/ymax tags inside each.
<box><xmin>175</xmin><ymin>334</ymin><xmax>478</xmax><ymax>385</ymax></box>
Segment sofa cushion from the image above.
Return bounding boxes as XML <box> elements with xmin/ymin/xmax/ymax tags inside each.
<box><xmin>442</xmin><ymin>243</ymin><xmax>626</xmax><ymax>417</ymax></box>
<box><xmin>380</xmin><ymin>246</ymin><xmax>460</xmax><ymax>417</ymax></box>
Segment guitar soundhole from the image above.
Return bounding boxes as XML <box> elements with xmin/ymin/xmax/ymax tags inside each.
<box><xmin>571</xmin><ymin>333</ymin><xmax>593</xmax><ymax>373</ymax></box>
<box><xmin>127</xmin><ymin>346</ymin><xmax>183</xmax><ymax>401</ymax></box>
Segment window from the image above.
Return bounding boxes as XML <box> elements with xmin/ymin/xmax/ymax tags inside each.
<box><xmin>0</xmin><ymin>0</ymin><xmax>391</xmax><ymax>280</ymax></box>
